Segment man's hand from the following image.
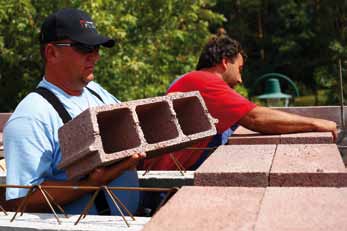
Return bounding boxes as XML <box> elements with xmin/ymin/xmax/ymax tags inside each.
<box><xmin>312</xmin><ymin>119</ymin><xmax>338</xmax><ymax>142</ymax></box>
<box><xmin>88</xmin><ymin>153</ymin><xmax>146</xmax><ymax>186</ymax></box>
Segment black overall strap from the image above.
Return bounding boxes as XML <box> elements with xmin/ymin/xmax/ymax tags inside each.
<box><xmin>34</xmin><ymin>86</ymin><xmax>110</xmax><ymax>215</ymax></box>
<box><xmin>86</xmin><ymin>87</ymin><xmax>104</xmax><ymax>103</ymax></box>
<box><xmin>34</xmin><ymin>87</ymin><xmax>72</xmax><ymax>123</ymax></box>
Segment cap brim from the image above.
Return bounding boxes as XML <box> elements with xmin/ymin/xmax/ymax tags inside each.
<box><xmin>70</xmin><ymin>32</ymin><xmax>115</xmax><ymax>47</ymax></box>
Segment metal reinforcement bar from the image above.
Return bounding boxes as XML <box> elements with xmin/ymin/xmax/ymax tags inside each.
<box><xmin>0</xmin><ymin>184</ymin><xmax>178</xmax><ymax>227</ymax></box>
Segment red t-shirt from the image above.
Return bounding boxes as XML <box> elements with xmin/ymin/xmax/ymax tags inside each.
<box><xmin>142</xmin><ymin>71</ymin><xmax>256</xmax><ymax>170</ymax></box>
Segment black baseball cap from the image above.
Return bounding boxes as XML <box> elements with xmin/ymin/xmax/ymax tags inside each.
<box><xmin>39</xmin><ymin>8</ymin><xmax>115</xmax><ymax>47</ymax></box>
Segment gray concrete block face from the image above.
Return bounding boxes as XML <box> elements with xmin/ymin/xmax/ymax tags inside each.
<box><xmin>58</xmin><ymin>91</ymin><xmax>217</xmax><ymax>179</ymax></box>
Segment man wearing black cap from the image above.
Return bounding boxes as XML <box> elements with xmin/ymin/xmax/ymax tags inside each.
<box><xmin>3</xmin><ymin>8</ymin><xmax>144</xmax><ymax>215</ymax></box>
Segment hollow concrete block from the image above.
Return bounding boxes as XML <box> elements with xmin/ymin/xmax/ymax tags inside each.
<box><xmin>58</xmin><ymin>91</ymin><xmax>217</xmax><ymax>179</ymax></box>
<box><xmin>194</xmin><ymin>145</ymin><xmax>276</xmax><ymax>187</ymax></box>
<box><xmin>142</xmin><ymin>186</ymin><xmax>265</xmax><ymax>231</ymax></box>
<box><xmin>255</xmin><ymin>187</ymin><xmax>347</xmax><ymax>231</ymax></box>
<box><xmin>270</xmin><ymin>144</ymin><xmax>347</xmax><ymax>186</ymax></box>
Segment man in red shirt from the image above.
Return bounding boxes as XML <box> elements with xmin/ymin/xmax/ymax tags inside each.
<box><xmin>143</xmin><ymin>35</ymin><xmax>337</xmax><ymax>170</ymax></box>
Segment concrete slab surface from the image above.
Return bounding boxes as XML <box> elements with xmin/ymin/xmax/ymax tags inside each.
<box><xmin>0</xmin><ymin>212</ymin><xmax>150</xmax><ymax>231</ymax></box>
<box><xmin>270</xmin><ymin>144</ymin><xmax>347</xmax><ymax>186</ymax></box>
<box><xmin>138</xmin><ymin>171</ymin><xmax>194</xmax><ymax>188</ymax></box>
<box><xmin>142</xmin><ymin>186</ymin><xmax>265</xmax><ymax>231</ymax></box>
<box><xmin>229</xmin><ymin>126</ymin><xmax>333</xmax><ymax>145</ymax></box>
<box><xmin>195</xmin><ymin>145</ymin><xmax>276</xmax><ymax>187</ymax></box>
<box><xmin>255</xmin><ymin>187</ymin><xmax>347</xmax><ymax>231</ymax></box>
<box><xmin>280</xmin><ymin>132</ymin><xmax>333</xmax><ymax>144</ymax></box>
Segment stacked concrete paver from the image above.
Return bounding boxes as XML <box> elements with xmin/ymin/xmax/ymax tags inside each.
<box><xmin>142</xmin><ymin>186</ymin><xmax>265</xmax><ymax>231</ymax></box>
<box><xmin>195</xmin><ymin>144</ymin><xmax>347</xmax><ymax>187</ymax></box>
<box><xmin>194</xmin><ymin>145</ymin><xmax>276</xmax><ymax>187</ymax></box>
<box><xmin>255</xmin><ymin>187</ymin><xmax>347</xmax><ymax>231</ymax></box>
<box><xmin>143</xmin><ymin>106</ymin><xmax>347</xmax><ymax>231</ymax></box>
<box><xmin>58</xmin><ymin>91</ymin><xmax>217</xmax><ymax>179</ymax></box>
<box><xmin>228</xmin><ymin>126</ymin><xmax>333</xmax><ymax>144</ymax></box>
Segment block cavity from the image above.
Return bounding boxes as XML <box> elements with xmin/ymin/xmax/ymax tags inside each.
<box><xmin>136</xmin><ymin>101</ymin><xmax>178</xmax><ymax>144</ymax></box>
<box><xmin>97</xmin><ymin>108</ymin><xmax>141</xmax><ymax>153</ymax></box>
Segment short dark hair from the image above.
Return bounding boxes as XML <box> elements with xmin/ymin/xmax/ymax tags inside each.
<box><xmin>196</xmin><ymin>35</ymin><xmax>246</xmax><ymax>70</ymax></box>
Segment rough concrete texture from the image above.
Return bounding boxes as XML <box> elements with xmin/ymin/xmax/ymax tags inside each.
<box><xmin>0</xmin><ymin>212</ymin><xmax>149</xmax><ymax>231</ymax></box>
<box><xmin>0</xmin><ymin>113</ymin><xmax>11</xmax><ymax>132</ymax></box>
<box><xmin>228</xmin><ymin>126</ymin><xmax>333</xmax><ymax>145</ymax></box>
<box><xmin>58</xmin><ymin>91</ymin><xmax>217</xmax><ymax>179</ymax></box>
<box><xmin>194</xmin><ymin>145</ymin><xmax>276</xmax><ymax>187</ymax></box>
<box><xmin>142</xmin><ymin>186</ymin><xmax>265</xmax><ymax>231</ymax></box>
<box><xmin>280</xmin><ymin>132</ymin><xmax>333</xmax><ymax>144</ymax></box>
<box><xmin>138</xmin><ymin>170</ymin><xmax>194</xmax><ymax>188</ymax></box>
<box><xmin>270</xmin><ymin>144</ymin><xmax>347</xmax><ymax>186</ymax></box>
<box><xmin>255</xmin><ymin>187</ymin><xmax>347</xmax><ymax>231</ymax></box>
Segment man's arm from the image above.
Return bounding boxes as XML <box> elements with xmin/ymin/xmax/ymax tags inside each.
<box><xmin>3</xmin><ymin>153</ymin><xmax>145</xmax><ymax>212</ymax></box>
<box><xmin>238</xmin><ymin>106</ymin><xmax>338</xmax><ymax>140</ymax></box>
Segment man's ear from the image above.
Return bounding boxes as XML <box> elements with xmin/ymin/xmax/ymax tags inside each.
<box><xmin>45</xmin><ymin>44</ymin><xmax>59</xmax><ymax>64</ymax></box>
<box><xmin>220</xmin><ymin>57</ymin><xmax>229</xmax><ymax>70</ymax></box>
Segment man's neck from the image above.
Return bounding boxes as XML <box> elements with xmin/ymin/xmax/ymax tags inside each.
<box><xmin>199</xmin><ymin>67</ymin><xmax>224</xmax><ymax>80</ymax></box>
<box><xmin>45</xmin><ymin>73</ymin><xmax>83</xmax><ymax>96</ymax></box>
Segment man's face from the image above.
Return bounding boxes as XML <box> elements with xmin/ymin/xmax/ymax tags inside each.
<box><xmin>222</xmin><ymin>53</ymin><xmax>244</xmax><ymax>88</ymax></box>
<box><xmin>52</xmin><ymin>40</ymin><xmax>100</xmax><ymax>89</ymax></box>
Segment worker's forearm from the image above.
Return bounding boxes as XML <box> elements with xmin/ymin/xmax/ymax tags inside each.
<box><xmin>239</xmin><ymin>106</ymin><xmax>336</xmax><ymax>135</ymax></box>
<box><xmin>4</xmin><ymin>179</ymin><xmax>96</xmax><ymax>212</ymax></box>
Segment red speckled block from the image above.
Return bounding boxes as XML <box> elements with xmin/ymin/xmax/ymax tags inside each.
<box><xmin>255</xmin><ymin>187</ymin><xmax>347</xmax><ymax>231</ymax></box>
<box><xmin>280</xmin><ymin>132</ymin><xmax>333</xmax><ymax>144</ymax></box>
<box><xmin>58</xmin><ymin>91</ymin><xmax>217</xmax><ymax>179</ymax></box>
<box><xmin>194</xmin><ymin>145</ymin><xmax>276</xmax><ymax>187</ymax></box>
<box><xmin>270</xmin><ymin>144</ymin><xmax>347</xmax><ymax>186</ymax></box>
<box><xmin>228</xmin><ymin>126</ymin><xmax>280</xmax><ymax>145</ymax></box>
<box><xmin>143</xmin><ymin>186</ymin><xmax>265</xmax><ymax>231</ymax></box>
<box><xmin>229</xmin><ymin>126</ymin><xmax>333</xmax><ymax>145</ymax></box>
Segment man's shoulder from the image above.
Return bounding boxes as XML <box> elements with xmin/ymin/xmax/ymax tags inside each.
<box><xmin>8</xmin><ymin>92</ymin><xmax>59</xmax><ymax>125</ymax></box>
<box><xmin>169</xmin><ymin>70</ymin><xmax>225</xmax><ymax>93</ymax></box>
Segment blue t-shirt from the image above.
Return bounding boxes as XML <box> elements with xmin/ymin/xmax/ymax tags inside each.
<box><xmin>4</xmin><ymin>78</ymin><xmax>140</xmax><ymax>214</ymax></box>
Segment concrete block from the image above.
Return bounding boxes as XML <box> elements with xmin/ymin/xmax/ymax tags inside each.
<box><xmin>0</xmin><ymin>113</ymin><xmax>11</xmax><ymax>132</ymax></box>
<box><xmin>228</xmin><ymin>126</ymin><xmax>333</xmax><ymax>145</ymax></box>
<box><xmin>255</xmin><ymin>187</ymin><xmax>347</xmax><ymax>231</ymax></box>
<box><xmin>280</xmin><ymin>132</ymin><xmax>333</xmax><ymax>144</ymax></box>
<box><xmin>59</xmin><ymin>91</ymin><xmax>217</xmax><ymax>179</ymax></box>
<box><xmin>142</xmin><ymin>186</ymin><xmax>265</xmax><ymax>231</ymax></box>
<box><xmin>138</xmin><ymin>171</ymin><xmax>194</xmax><ymax>188</ymax></box>
<box><xmin>0</xmin><ymin>212</ymin><xmax>149</xmax><ymax>231</ymax></box>
<box><xmin>270</xmin><ymin>144</ymin><xmax>347</xmax><ymax>186</ymax></box>
<box><xmin>194</xmin><ymin>145</ymin><xmax>276</xmax><ymax>187</ymax></box>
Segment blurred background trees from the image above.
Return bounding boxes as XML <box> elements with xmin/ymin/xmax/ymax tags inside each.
<box><xmin>1</xmin><ymin>0</ymin><xmax>347</xmax><ymax>111</ymax></box>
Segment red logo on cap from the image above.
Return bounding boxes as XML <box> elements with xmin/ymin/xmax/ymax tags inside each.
<box><xmin>80</xmin><ymin>20</ymin><xmax>96</xmax><ymax>29</ymax></box>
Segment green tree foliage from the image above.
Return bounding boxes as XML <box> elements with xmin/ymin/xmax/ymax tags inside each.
<box><xmin>0</xmin><ymin>0</ymin><xmax>224</xmax><ymax>111</ymax></box>
<box><xmin>213</xmin><ymin>0</ymin><xmax>347</xmax><ymax>105</ymax></box>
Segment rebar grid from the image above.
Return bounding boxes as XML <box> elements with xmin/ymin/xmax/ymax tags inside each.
<box><xmin>0</xmin><ymin>184</ymin><xmax>178</xmax><ymax>227</ymax></box>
